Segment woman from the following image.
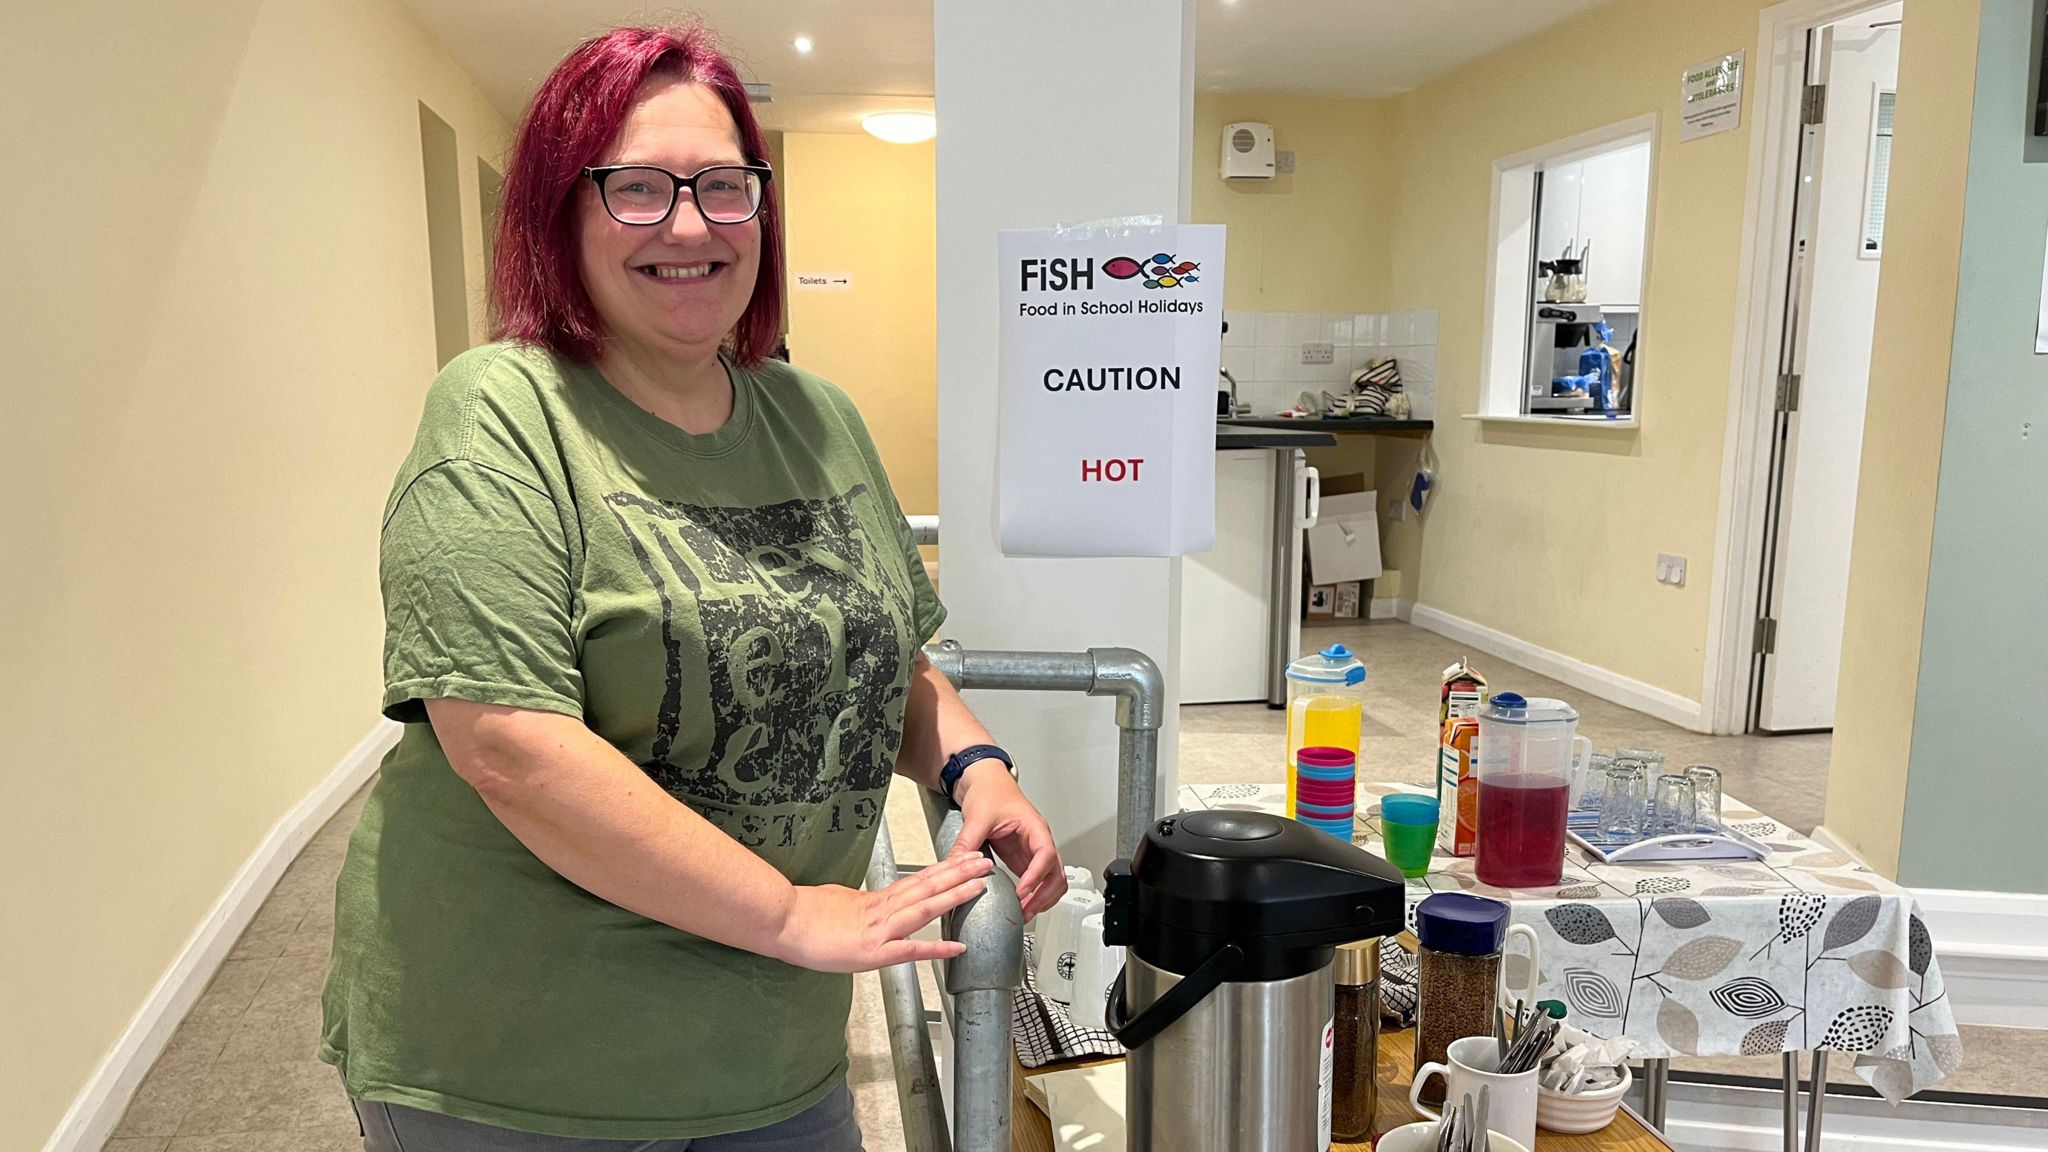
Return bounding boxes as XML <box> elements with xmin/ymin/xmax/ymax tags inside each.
<box><xmin>320</xmin><ymin>24</ymin><xmax>1065</xmax><ymax>1149</ymax></box>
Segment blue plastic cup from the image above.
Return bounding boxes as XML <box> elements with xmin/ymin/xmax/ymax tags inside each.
<box><xmin>1379</xmin><ymin>794</ymin><xmax>1440</xmax><ymax>879</ymax></box>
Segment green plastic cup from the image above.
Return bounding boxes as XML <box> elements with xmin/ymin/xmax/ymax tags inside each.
<box><xmin>1379</xmin><ymin>794</ymin><xmax>1439</xmax><ymax>879</ymax></box>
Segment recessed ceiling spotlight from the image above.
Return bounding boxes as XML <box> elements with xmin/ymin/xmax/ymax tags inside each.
<box><xmin>862</xmin><ymin>111</ymin><xmax>937</xmax><ymax>144</ymax></box>
<box><xmin>793</xmin><ymin>35</ymin><xmax>814</xmax><ymax>54</ymax></box>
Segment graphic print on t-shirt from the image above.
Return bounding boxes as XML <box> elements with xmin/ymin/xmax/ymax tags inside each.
<box><xmin>603</xmin><ymin>484</ymin><xmax>917</xmax><ymax>846</ymax></box>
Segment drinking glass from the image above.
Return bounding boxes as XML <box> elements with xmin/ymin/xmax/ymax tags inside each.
<box><xmin>1686</xmin><ymin>766</ymin><xmax>1723</xmax><ymax>830</ymax></box>
<box><xmin>1600</xmin><ymin>762</ymin><xmax>1647</xmax><ymax>839</ymax></box>
<box><xmin>1617</xmin><ymin>746</ymin><xmax>1666</xmax><ymax>779</ymax></box>
<box><xmin>1651</xmin><ymin>774</ymin><xmax>1697</xmax><ymax>837</ymax></box>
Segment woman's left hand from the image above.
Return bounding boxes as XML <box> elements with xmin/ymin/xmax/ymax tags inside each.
<box><xmin>950</xmin><ymin>762</ymin><xmax>1065</xmax><ymax>917</ymax></box>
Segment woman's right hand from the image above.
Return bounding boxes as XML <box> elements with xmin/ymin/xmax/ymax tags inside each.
<box><xmin>771</xmin><ymin>852</ymin><xmax>995</xmax><ymax>973</ymax></box>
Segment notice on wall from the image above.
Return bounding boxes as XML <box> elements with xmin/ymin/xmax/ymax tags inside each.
<box><xmin>2036</xmin><ymin>231</ymin><xmax>2048</xmax><ymax>353</ymax></box>
<box><xmin>1680</xmin><ymin>51</ymin><xmax>1745</xmax><ymax>141</ymax></box>
<box><xmin>793</xmin><ymin>271</ymin><xmax>853</xmax><ymax>291</ymax></box>
<box><xmin>997</xmin><ymin>222</ymin><xmax>1225</xmax><ymax>556</ymax></box>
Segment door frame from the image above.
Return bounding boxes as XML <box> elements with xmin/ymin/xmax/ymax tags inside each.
<box><xmin>1701</xmin><ymin>0</ymin><xmax>1901</xmax><ymax>735</ymax></box>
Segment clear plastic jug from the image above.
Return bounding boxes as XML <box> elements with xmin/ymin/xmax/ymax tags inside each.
<box><xmin>1285</xmin><ymin>644</ymin><xmax>1366</xmax><ymax>817</ymax></box>
<box><xmin>1473</xmin><ymin>693</ymin><xmax>1590</xmax><ymax>888</ymax></box>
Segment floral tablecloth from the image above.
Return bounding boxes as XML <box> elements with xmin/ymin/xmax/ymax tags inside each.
<box><xmin>1178</xmin><ymin>782</ymin><xmax>1963</xmax><ymax>1102</ymax></box>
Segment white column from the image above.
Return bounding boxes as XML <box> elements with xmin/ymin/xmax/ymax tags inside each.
<box><xmin>934</xmin><ymin>0</ymin><xmax>1196</xmax><ymax>872</ymax></box>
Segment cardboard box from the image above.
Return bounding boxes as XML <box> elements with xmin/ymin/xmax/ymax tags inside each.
<box><xmin>1334</xmin><ymin>581</ymin><xmax>1362</xmax><ymax>618</ymax></box>
<box><xmin>1306</xmin><ymin>584</ymin><xmax>1337</xmax><ymax>617</ymax></box>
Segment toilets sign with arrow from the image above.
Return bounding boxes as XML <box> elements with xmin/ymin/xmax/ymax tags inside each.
<box><xmin>997</xmin><ymin>221</ymin><xmax>1226</xmax><ymax>556</ymax></box>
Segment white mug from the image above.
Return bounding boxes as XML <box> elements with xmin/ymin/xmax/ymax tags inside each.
<box><xmin>1409</xmin><ymin>1035</ymin><xmax>1540</xmax><ymax>1152</ymax></box>
<box><xmin>1068</xmin><ymin>912</ymin><xmax>1124</xmax><ymax>1031</ymax></box>
<box><xmin>1374</xmin><ymin>1121</ymin><xmax>1528</xmax><ymax>1152</ymax></box>
<box><xmin>1034</xmin><ymin>888</ymin><xmax>1104</xmax><ymax>1003</ymax></box>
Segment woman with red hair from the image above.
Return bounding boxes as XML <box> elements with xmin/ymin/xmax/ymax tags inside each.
<box><xmin>320</xmin><ymin>25</ymin><xmax>1063</xmax><ymax>1149</ymax></box>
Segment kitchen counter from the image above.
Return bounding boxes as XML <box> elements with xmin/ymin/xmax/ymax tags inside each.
<box><xmin>1215</xmin><ymin>423</ymin><xmax>1337</xmax><ymax>450</ymax></box>
<box><xmin>1220</xmin><ymin>416</ymin><xmax>1433</xmax><ymax>436</ymax></box>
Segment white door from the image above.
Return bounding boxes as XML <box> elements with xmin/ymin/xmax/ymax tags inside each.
<box><xmin>1181</xmin><ymin>450</ymin><xmax>1277</xmax><ymax>703</ymax></box>
<box><xmin>1758</xmin><ymin>6</ymin><xmax>1900</xmax><ymax>731</ymax></box>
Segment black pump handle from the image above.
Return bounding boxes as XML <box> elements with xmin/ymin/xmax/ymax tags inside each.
<box><xmin>1106</xmin><ymin>942</ymin><xmax>1246</xmax><ymax>1051</ymax></box>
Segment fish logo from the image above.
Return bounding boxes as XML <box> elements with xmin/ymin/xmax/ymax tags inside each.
<box><xmin>1103</xmin><ymin>252</ymin><xmax>1199</xmax><ymax>289</ymax></box>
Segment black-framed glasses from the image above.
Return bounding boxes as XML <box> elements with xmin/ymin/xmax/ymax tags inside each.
<box><xmin>582</xmin><ymin>163</ymin><xmax>773</xmax><ymax>226</ymax></box>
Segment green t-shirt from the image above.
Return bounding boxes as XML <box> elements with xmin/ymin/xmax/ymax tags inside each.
<box><xmin>320</xmin><ymin>342</ymin><xmax>945</xmax><ymax>1139</ymax></box>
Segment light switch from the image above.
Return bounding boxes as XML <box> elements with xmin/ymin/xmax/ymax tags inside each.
<box><xmin>1656</xmin><ymin>554</ymin><xmax>1687</xmax><ymax>586</ymax></box>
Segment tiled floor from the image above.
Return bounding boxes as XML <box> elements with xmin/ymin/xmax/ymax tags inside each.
<box><xmin>109</xmin><ymin>619</ymin><xmax>2040</xmax><ymax>1151</ymax></box>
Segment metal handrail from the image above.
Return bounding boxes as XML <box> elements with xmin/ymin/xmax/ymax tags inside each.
<box><xmin>867</xmin><ymin>640</ymin><xmax>1167</xmax><ymax>1152</ymax></box>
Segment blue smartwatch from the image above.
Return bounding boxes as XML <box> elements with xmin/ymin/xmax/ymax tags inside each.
<box><xmin>940</xmin><ymin>744</ymin><xmax>1013</xmax><ymax>805</ymax></box>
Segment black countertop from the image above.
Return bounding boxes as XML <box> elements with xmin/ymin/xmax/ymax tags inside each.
<box><xmin>1219</xmin><ymin>416</ymin><xmax>1434</xmax><ymax>434</ymax></box>
<box><xmin>1216</xmin><ymin>423</ymin><xmax>1337</xmax><ymax>450</ymax></box>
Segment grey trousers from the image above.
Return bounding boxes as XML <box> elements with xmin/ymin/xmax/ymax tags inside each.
<box><xmin>350</xmin><ymin>1082</ymin><xmax>865</xmax><ymax>1151</ymax></box>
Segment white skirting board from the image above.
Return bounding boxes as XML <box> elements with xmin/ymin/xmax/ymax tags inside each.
<box><xmin>1809</xmin><ymin>828</ymin><xmax>2048</xmax><ymax>1031</ymax></box>
<box><xmin>1909</xmin><ymin>888</ymin><xmax>2048</xmax><ymax>1031</ymax></box>
<box><xmin>1397</xmin><ymin>600</ymin><xmax>1709</xmax><ymax>732</ymax></box>
<box><xmin>1666</xmin><ymin>1081</ymin><xmax>2048</xmax><ymax>1151</ymax></box>
<box><xmin>41</xmin><ymin>721</ymin><xmax>399</xmax><ymax>1152</ymax></box>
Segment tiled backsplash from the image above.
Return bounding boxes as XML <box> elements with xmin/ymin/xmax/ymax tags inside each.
<box><xmin>1220</xmin><ymin>309</ymin><xmax>1438</xmax><ymax>420</ymax></box>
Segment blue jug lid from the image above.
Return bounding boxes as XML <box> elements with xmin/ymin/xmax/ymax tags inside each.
<box><xmin>1415</xmin><ymin>892</ymin><xmax>1510</xmax><ymax>956</ymax></box>
<box><xmin>1288</xmin><ymin>644</ymin><xmax>1367</xmax><ymax>686</ymax></box>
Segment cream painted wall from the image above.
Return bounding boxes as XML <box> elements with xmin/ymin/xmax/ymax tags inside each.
<box><xmin>1378</xmin><ymin>0</ymin><xmax>1789</xmax><ymax>703</ymax></box>
<box><xmin>1827</xmin><ymin>0</ymin><xmax>1982</xmax><ymax>876</ymax></box>
<box><xmin>780</xmin><ymin>134</ymin><xmax>938</xmax><ymax>517</ymax></box>
<box><xmin>1192</xmin><ymin>93</ymin><xmax>1400</xmax><ymax>315</ymax></box>
<box><xmin>0</xmin><ymin>0</ymin><xmax>506</xmax><ymax>1143</ymax></box>
<box><xmin>1187</xmin><ymin>93</ymin><xmax>1404</xmax><ymax>593</ymax></box>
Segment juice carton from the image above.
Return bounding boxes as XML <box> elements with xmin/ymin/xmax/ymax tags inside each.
<box><xmin>1436</xmin><ymin>716</ymin><xmax>1480</xmax><ymax>857</ymax></box>
<box><xmin>1440</xmin><ymin>658</ymin><xmax>1488</xmax><ymax>727</ymax></box>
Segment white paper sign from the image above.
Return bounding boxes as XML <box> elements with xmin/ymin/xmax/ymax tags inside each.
<box><xmin>2036</xmin><ymin>229</ymin><xmax>2048</xmax><ymax>353</ymax></box>
<box><xmin>1680</xmin><ymin>51</ymin><xmax>1745</xmax><ymax>141</ymax></box>
<box><xmin>793</xmin><ymin>271</ymin><xmax>853</xmax><ymax>291</ymax></box>
<box><xmin>998</xmin><ymin>223</ymin><xmax>1225</xmax><ymax>556</ymax></box>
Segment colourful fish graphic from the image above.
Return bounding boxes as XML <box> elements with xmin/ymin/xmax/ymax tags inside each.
<box><xmin>1104</xmin><ymin>253</ymin><xmax>1199</xmax><ymax>289</ymax></box>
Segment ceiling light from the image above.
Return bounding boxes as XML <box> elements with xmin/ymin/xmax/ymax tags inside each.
<box><xmin>862</xmin><ymin>111</ymin><xmax>937</xmax><ymax>144</ymax></box>
<box><xmin>793</xmin><ymin>35</ymin><xmax>814</xmax><ymax>54</ymax></box>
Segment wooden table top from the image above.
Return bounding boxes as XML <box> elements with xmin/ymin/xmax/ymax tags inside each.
<box><xmin>1012</xmin><ymin>1024</ymin><xmax>1672</xmax><ymax>1152</ymax></box>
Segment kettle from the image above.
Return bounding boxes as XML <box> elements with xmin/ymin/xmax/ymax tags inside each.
<box><xmin>1104</xmin><ymin>810</ymin><xmax>1406</xmax><ymax>1152</ymax></box>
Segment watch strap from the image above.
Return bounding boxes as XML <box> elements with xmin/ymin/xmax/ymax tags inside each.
<box><xmin>940</xmin><ymin>744</ymin><xmax>1013</xmax><ymax>804</ymax></box>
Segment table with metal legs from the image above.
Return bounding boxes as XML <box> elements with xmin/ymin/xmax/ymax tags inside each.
<box><xmin>1639</xmin><ymin>1051</ymin><xmax>1832</xmax><ymax>1151</ymax></box>
<box><xmin>1788</xmin><ymin>1050</ymin><xmax>1830</xmax><ymax>1151</ymax></box>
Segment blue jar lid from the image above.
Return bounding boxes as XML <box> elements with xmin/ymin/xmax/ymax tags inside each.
<box><xmin>1415</xmin><ymin>892</ymin><xmax>1510</xmax><ymax>956</ymax></box>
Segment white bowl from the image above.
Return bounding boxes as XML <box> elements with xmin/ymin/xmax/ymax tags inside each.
<box><xmin>1536</xmin><ymin>1064</ymin><xmax>1633</xmax><ymax>1134</ymax></box>
<box><xmin>1374</xmin><ymin>1121</ymin><xmax>1530</xmax><ymax>1152</ymax></box>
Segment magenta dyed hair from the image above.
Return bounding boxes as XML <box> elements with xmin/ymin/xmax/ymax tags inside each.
<box><xmin>489</xmin><ymin>25</ymin><xmax>783</xmax><ymax>365</ymax></box>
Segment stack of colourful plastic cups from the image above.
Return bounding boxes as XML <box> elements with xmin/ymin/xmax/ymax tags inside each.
<box><xmin>1293</xmin><ymin>745</ymin><xmax>1358</xmax><ymax>841</ymax></box>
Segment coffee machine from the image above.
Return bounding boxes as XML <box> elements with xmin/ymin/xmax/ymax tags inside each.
<box><xmin>1105</xmin><ymin>810</ymin><xmax>1406</xmax><ymax>1152</ymax></box>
